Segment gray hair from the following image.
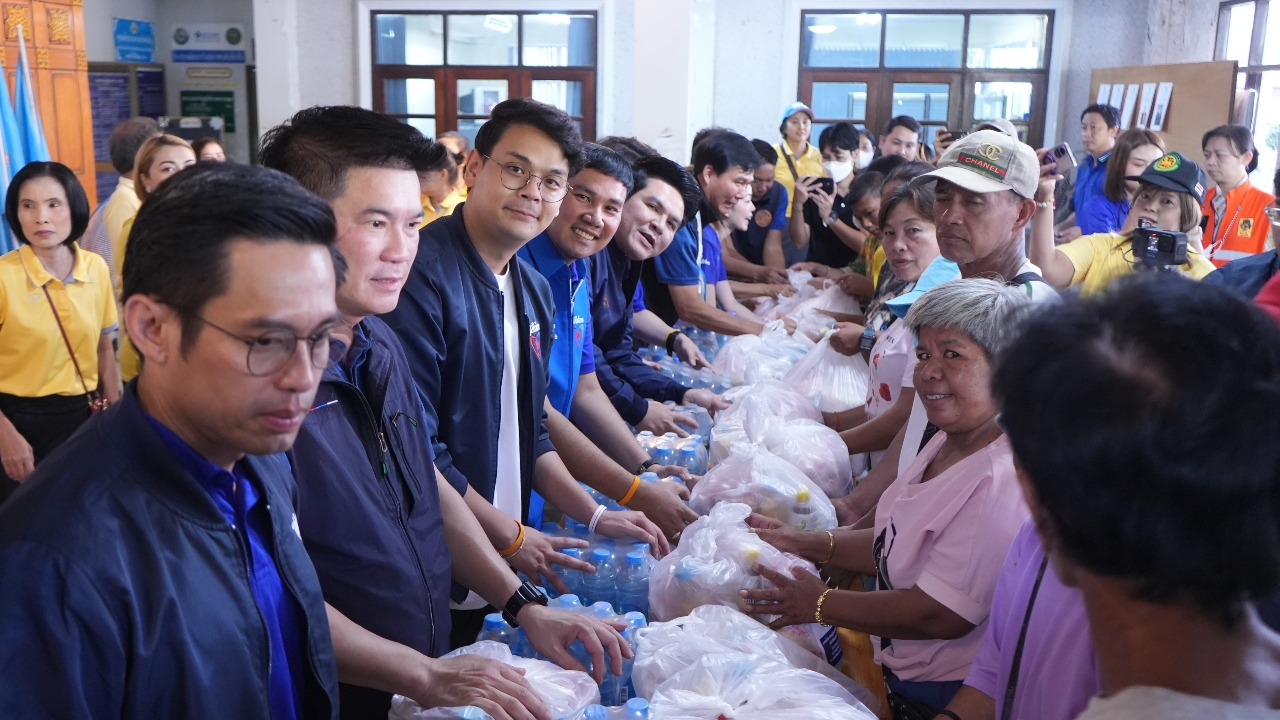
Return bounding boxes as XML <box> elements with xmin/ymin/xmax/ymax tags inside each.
<box><xmin>905</xmin><ymin>278</ymin><xmax>1034</xmax><ymax>359</ymax></box>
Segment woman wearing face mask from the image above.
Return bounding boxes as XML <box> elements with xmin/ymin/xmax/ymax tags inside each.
<box><xmin>1076</xmin><ymin>129</ymin><xmax>1165</xmax><ymax>235</ymax></box>
<box><xmin>1031</xmin><ymin>151</ymin><xmax>1216</xmax><ymax>295</ymax></box>
<box><xmin>824</xmin><ymin>183</ymin><xmax>959</xmax><ymax>469</ymax></box>
<box><xmin>773</xmin><ymin>102</ymin><xmax>825</xmax><ymax>220</ymax></box>
<box><xmin>1200</xmin><ymin>124</ymin><xmax>1275</xmax><ymax>267</ymax></box>
<box><xmin>789</xmin><ymin>123</ymin><xmax>872</xmax><ymax>277</ymax></box>
<box><xmin>853</xmin><ymin>128</ymin><xmax>876</xmax><ymax>173</ymax></box>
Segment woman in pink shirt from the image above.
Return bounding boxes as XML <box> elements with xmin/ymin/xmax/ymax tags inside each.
<box><xmin>744</xmin><ymin>277</ymin><xmax>1035</xmax><ymax>713</ymax></box>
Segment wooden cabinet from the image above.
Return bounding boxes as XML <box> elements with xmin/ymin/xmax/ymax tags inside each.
<box><xmin>0</xmin><ymin>0</ymin><xmax>95</xmax><ymax>202</ymax></box>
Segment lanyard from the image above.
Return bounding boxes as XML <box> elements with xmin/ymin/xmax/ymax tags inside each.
<box><xmin>1209</xmin><ymin>184</ymin><xmax>1247</xmax><ymax>260</ymax></box>
<box><xmin>695</xmin><ymin>210</ymin><xmax>707</xmax><ymax>302</ymax></box>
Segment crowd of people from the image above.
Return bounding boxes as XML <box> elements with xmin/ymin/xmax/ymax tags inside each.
<box><xmin>0</xmin><ymin>91</ymin><xmax>1277</xmax><ymax>720</ymax></box>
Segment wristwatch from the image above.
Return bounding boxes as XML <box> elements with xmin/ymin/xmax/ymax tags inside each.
<box><xmin>501</xmin><ymin>581</ymin><xmax>549</xmax><ymax>627</ymax></box>
<box><xmin>636</xmin><ymin>458</ymin><xmax>657</xmax><ymax>474</ymax></box>
<box><xmin>827</xmin><ymin>210</ymin><xmax>840</xmax><ymax>226</ymax></box>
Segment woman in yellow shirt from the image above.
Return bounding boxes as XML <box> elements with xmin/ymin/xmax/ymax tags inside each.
<box><xmin>117</xmin><ymin>135</ymin><xmax>197</xmax><ymax>381</ymax></box>
<box><xmin>418</xmin><ymin>141</ymin><xmax>464</xmax><ymax>226</ymax></box>
<box><xmin>0</xmin><ymin>162</ymin><xmax>120</xmax><ymax>503</ymax></box>
<box><xmin>773</xmin><ymin>102</ymin><xmax>826</xmax><ymax>218</ymax></box>
<box><xmin>1030</xmin><ymin>151</ymin><xmax>1215</xmax><ymax>296</ymax></box>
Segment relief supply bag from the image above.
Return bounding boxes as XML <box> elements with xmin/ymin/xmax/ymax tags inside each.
<box><xmin>389</xmin><ymin>641</ymin><xmax>599</xmax><ymax>720</ymax></box>
<box><xmin>782</xmin><ymin>334</ymin><xmax>870</xmax><ymax>413</ymax></box>
<box><xmin>688</xmin><ymin>443</ymin><xmax>837</xmax><ymax>530</ymax></box>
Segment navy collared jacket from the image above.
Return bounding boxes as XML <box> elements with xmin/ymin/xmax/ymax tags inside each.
<box><xmin>381</xmin><ymin>204</ymin><xmax>557</xmax><ymax>523</ymax></box>
<box><xmin>588</xmin><ymin>242</ymin><xmax>688</xmax><ymax>424</ymax></box>
<box><xmin>0</xmin><ymin>383</ymin><xmax>339</xmax><ymax>720</ymax></box>
<box><xmin>287</xmin><ymin>316</ymin><xmax>454</xmax><ymax>719</ymax></box>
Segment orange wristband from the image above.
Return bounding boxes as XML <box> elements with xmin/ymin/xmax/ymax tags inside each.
<box><xmin>618</xmin><ymin>475</ymin><xmax>642</xmax><ymax>506</ymax></box>
<box><xmin>498</xmin><ymin>520</ymin><xmax>525</xmax><ymax>559</ymax></box>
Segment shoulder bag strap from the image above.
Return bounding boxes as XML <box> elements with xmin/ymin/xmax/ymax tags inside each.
<box><xmin>1000</xmin><ymin>555</ymin><xmax>1050</xmax><ymax>720</ymax></box>
<box><xmin>781</xmin><ymin>144</ymin><xmax>802</xmax><ymax>184</ymax></box>
<box><xmin>42</xmin><ymin>284</ymin><xmax>93</xmax><ymax>398</ymax></box>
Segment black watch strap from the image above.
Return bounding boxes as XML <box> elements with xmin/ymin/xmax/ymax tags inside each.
<box><xmin>636</xmin><ymin>458</ymin><xmax>657</xmax><ymax>474</ymax></box>
<box><xmin>501</xmin><ymin>581</ymin><xmax>548</xmax><ymax>628</ymax></box>
<box><xmin>665</xmin><ymin>330</ymin><xmax>684</xmax><ymax>354</ymax></box>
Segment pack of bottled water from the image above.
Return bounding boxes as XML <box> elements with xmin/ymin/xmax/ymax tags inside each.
<box><xmin>526</xmin><ymin>594</ymin><xmax>650</xmax><ymax>708</ymax></box>
<box><xmin>579</xmin><ymin>698</ymin><xmax>650</xmax><ymax>719</ymax></box>
<box><xmin>636</xmin><ymin>432</ymin><xmax>708</xmax><ymax>474</ymax></box>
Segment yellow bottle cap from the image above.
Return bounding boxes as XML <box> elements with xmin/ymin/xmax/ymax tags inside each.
<box><xmin>743</xmin><ymin>546</ymin><xmax>760</xmax><ymax>563</ymax></box>
<box><xmin>795</xmin><ymin>488</ymin><xmax>811</xmax><ymax>503</ymax></box>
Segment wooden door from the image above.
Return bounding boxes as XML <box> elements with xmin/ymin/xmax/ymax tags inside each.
<box><xmin>1</xmin><ymin>0</ymin><xmax>95</xmax><ymax>202</ymax></box>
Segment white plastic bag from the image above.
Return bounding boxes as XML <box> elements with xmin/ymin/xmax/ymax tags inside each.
<box><xmin>761</xmin><ymin>281</ymin><xmax>819</xmax><ymax>321</ymax></box>
<box><xmin>689</xmin><ymin>444</ymin><xmax>837</xmax><ymax>530</ymax></box>
<box><xmin>755</xmin><ymin>416</ymin><xmax>853</xmax><ymax>499</ymax></box>
<box><xmin>794</xmin><ymin>309</ymin><xmax>837</xmax><ymax>342</ymax></box>
<box><xmin>719</xmin><ymin>378</ymin><xmax>822</xmax><ymax>426</ymax></box>
<box><xmin>712</xmin><ymin>334</ymin><xmax>763</xmax><ymax>385</ymax></box>
<box><xmin>388</xmin><ymin>641</ymin><xmax>599</xmax><ymax>720</ymax></box>
<box><xmin>648</xmin><ymin>503</ymin><xmax>815</xmax><ymax>620</ymax></box>
<box><xmin>782</xmin><ymin>334</ymin><xmax>870</xmax><ymax>413</ymax></box>
<box><xmin>649</xmin><ymin>652</ymin><xmax>877</xmax><ymax>720</ymax></box>
<box><xmin>787</xmin><ymin>282</ymin><xmax>862</xmax><ymax>321</ymax></box>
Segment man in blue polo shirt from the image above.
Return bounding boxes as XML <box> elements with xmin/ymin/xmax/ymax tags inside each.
<box><xmin>642</xmin><ymin>130</ymin><xmax>771</xmax><ymax>336</ymax></box>
<box><xmin>1058</xmin><ymin>103</ymin><xmax>1119</xmax><ymax>241</ymax></box>
<box><xmin>518</xmin><ymin>144</ymin><xmax>699</xmax><ymax>540</ymax></box>
<box><xmin>588</xmin><ymin>150</ymin><xmax>729</xmax><ymax>435</ymax></box>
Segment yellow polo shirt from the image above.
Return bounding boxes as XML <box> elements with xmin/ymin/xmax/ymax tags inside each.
<box><xmin>103</xmin><ymin>177</ymin><xmax>142</xmax><ymax>294</ymax></box>
<box><xmin>772</xmin><ymin>141</ymin><xmax>825</xmax><ymax>218</ymax></box>
<box><xmin>0</xmin><ymin>244</ymin><xmax>118</xmax><ymax>397</ymax></box>
<box><xmin>1060</xmin><ymin>232</ymin><xmax>1216</xmax><ymax>296</ymax></box>
<box><xmin>422</xmin><ymin>188</ymin><xmax>464</xmax><ymax>226</ymax></box>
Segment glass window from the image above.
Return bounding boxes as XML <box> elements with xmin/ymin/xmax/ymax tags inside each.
<box><xmin>523</xmin><ymin>14</ymin><xmax>595</xmax><ymax>66</ymax></box>
<box><xmin>811</xmin><ymin>81</ymin><xmax>868</xmax><ymax>121</ymax></box>
<box><xmin>1263</xmin><ymin>3</ymin><xmax>1280</xmax><ymax>65</ymax></box>
<box><xmin>531</xmin><ymin>80</ymin><xmax>583</xmax><ymax>116</ymax></box>
<box><xmin>973</xmin><ymin>81</ymin><xmax>1033</xmax><ymax>122</ymax></box>
<box><xmin>884</xmin><ymin>14</ymin><xmax>963</xmax><ymax>68</ymax></box>
<box><xmin>1249</xmin><ymin>70</ymin><xmax>1280</xmax><ymax>186</ymax></box>
<box><xmin>967</xmin><ymin>14</ymin><xmax>1047</xmax><ymax>69</ymax></box>
<box><xmin>892</xmin><ymin>83</ymin><xmax>949</xmax><ymax>121</ymax></box>
<box><xmin>457</xmin><ymin>78</ymin><xmax>510</xmax><ymax>116</ymax></box>
<box><xmin>384</xmin><ymin>78</ymin><xmax>436</xmax><ymax>115</ymax></box>
<box><xmin>375</xmin><ymin>14</ymin><xmax>444</xmax><ymax>65</ymax></box>
<box><xmin>447</xmin><ymin>14</ymin><xmax>518</xmax><ymax>66</ymax></box>
<box><xmin>803</xmin><ymin>13</ymin><xmax>881</xmax><ymax>68</ymax></box>
<box><xmin>405</xmin><ymin>117</ymin><xmax>437</xmax><ymax>139</ymax></box>
<box><xmin>1224</xmin><ymin>2</ymin><xmax>1256</xmax><ymax>64</ymax></box>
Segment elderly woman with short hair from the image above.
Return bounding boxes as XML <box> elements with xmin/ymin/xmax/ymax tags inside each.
<box><xmin>744</xmin><ymin>278</ymin><xmax>1035</xmax><ymax>713</ymax></box>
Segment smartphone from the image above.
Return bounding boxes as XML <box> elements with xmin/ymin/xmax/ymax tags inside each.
<box><xmin>1042</xmin><ymin>142</ymin><xmax>1077</xmax><ymax>171</ymax></box>
<box><xmin>939</xmin><ymin>130</ymin><xmax>967</xmax><ymax>144</ymax></box>
<box><xmin>813</xmin><ymin>177</ymin><xmax>835</xmax><ymax>195</ymax></box>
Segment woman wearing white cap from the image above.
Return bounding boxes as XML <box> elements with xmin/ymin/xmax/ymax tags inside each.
<box><xmin>773</xmin><ymin>102</ymin><xmax>826</xmax><ymax>218</ymax></box>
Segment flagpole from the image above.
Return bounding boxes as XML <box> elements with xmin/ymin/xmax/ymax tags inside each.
<box><xmin>15</xmin><ymin>24</ymin><xmax>44</xmax><ymax>147</ymax></box>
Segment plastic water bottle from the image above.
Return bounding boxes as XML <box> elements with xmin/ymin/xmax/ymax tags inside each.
<box><xmin>559</xmin><ymin>548</ymin><xmax>586</xmax><ymax>598</ymax></box>
<box><xmin>639</xmin><ymin>471</ymin><xmax>659</xmax><ymax>484</ymax></box>
<box><xmin>596</xmin><ymin>538</ymin><xmax>623</xmax><ymax>573</ymax></box>
<box><xmin>792</xmin><ymin>488</ymin><xmax>817</xmax><ymax>531</ymax></box>
<box><xmin>615</xmin><ymin>551</ymin><xmax>650</xmax><ymax>616</ymax></box>
<box><xmin>617</xmin><ymin>611</ymin><xmax>648</xmax><ymax>705</ymax></box>
<box><xmin>650</xmin><ymin>442</ymin><xmax>674</xmax><ymax>467</ymax></box>
<box><xmin>572</xmin><ymin>521</ymin><xmax>594</xmax><ymax>551</ymax></box>
<box><xmin>510</xmin><ymin>627</ymin><xmax>535</xmax><ymax>658</ymax></box>
<box><xmin>477</xmin><ymin>613</ymin><xmax>509</xmax><ymax>646</ymax></box>
<box><xmin>551</xmin><ymin>593</ymin><xmax>583</xmax><ymax>612</ymax></box>
<box><xmin>624</xmin><ymin>698</ymin><xmax>650</xmax><ymax>718</ymax></box>
<box><xmin>581</xmin><ymin>548</ymin><xmax>618</xmax><ymax>609</ymax></box>
<box><xmin>583</xmin><ymin>705</ymin><xmax>609</xmax><ymax>720</ymax></box>
<box><xmin>629</xmin><ymin>542</ymin><xmax>657</xmax><ymax>573</ymax></box>
<box><xmin>676</xmin><ymin>445</ymin><xmax>699</xmax><ymax>475</ymax></box>
<box><xmin>635</xmin><ymin>431</ymin><xmax>656</xmax><ymax>454</ymax></box>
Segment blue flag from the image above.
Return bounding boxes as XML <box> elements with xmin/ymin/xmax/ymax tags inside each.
<box><xmin>14</xmin><ymin>27</ymin><xmax>48</xmax><ymax>164</ymax></box>
<box><xmin>0</xmin><ymin>57</ymin><xmax>24</xmax><ymax>177</ymax></box>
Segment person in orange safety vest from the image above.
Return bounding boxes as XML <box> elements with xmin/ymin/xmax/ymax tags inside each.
<box><xmin>1200</xmin><ymin>125</ymin><xmax>1275</xmax><ymax>267</ymax></box>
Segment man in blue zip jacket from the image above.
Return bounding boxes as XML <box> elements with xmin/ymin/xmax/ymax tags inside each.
<box><xmin>0</xmin><ymin>163</ymin><xmax>342</xmax><ymax>719</ymax></box>
<box><xmin>516</xmin><ymin>143</ymin><xmax>700</xmax><ymax>540</ymax></box>
<box><xmin>382</xmin><ymin>99</ymin><xmax>666</xmax><ymax>646</ymax></box>
<box><xmin>262</xmin><ymin>106</ymin><xmax>627</xmax><ymax>720</ymax></box>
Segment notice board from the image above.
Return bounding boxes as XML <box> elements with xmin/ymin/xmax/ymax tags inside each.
<box><xmin>1090</xmin><ymin>61</ymin><xmax>1236</xmax><ymax>161</ymax></box>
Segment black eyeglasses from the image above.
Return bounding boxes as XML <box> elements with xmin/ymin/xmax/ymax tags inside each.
<box><xmin>481</xmin><ymin>154</ymin><xmax>568</xmax><ymax>202</ymax></box>
<box><xmin>194</xmin><ymin>316</ymin><xmax>346</xmax><ymax>377</ymax></box>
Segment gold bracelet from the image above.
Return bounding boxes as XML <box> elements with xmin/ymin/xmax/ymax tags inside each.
<box><xmin>815</xmin><ymin>588</ymin><xmax>835</xmax><ymax>627</ymax></box>
<box><xmin>819</xmin><ymin>530</ymin><xmax>836</xmax><ymax>567</ymax></box>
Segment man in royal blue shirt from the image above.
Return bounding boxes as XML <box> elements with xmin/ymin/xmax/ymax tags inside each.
<box><xmin>0</xmin><ymin>163</ymin><xmax>341</xmax><ymax>718</ymax></box>
<box><xmin>642</xmin><ymin>130</ymin><xmax>772</xmax><ymax>336</ymax></box>
<box><xmin>519</xmin><ymin>143</ymin><xmax>699</xmax><ymax>540</ymax></box>
<box><xmin>1058</xmin><ymin>103</ymin><xmax>1119</xmax><ymax>241</ymax></box>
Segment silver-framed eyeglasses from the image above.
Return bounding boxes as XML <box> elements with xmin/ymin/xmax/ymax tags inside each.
<box><xmin>481</xmin><ymin>154</ymin><xmax>568</xmax><ymax>202</ymax></box>
<box><xmin>194</xmin><ymin>316</ymin><xmax>347</xmax><ymax>377</ymax></box>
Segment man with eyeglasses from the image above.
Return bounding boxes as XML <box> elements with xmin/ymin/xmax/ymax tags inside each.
<box><xmin>384</xmin><ymin>99</ymin><xmax>666</xmax><ymax>648</ymax></box>
<box><xmin>0</xmin><ymin>163</ymin><xmax>343</xmax><ymax>717</ymax></box>
<box><xmin>262</xmin><ymin>105</ymin><xmax>629</xmax><ymax>720</ymax></box>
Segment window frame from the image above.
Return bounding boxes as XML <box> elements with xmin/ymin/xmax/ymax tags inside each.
<box><xmin>371</xmin><ymin>10</ymin><xmax>598</xmax><ymax>140</ymax></box>
<box><xmin>798</xmin><ymin>9</ymin><xmax>1054</xmax><ymax>148</ymax></box>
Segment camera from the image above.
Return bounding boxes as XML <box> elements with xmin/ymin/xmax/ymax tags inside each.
<box><xmin>1132</xmin><ymin>226</ymin><xmax>1188</xmax><ymax>270</ymax></box>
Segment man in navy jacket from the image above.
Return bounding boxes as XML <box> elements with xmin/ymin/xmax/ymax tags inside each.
<box><xmin>0</xmin><ymin>164</ymin><xmax>342</xmax><ymax>719</ymax></box>
<box><xmin>382</xmin><ymin>99</ymin><xmax>665</xmax><ymax>643</ymax></box>
<box><xmin>262</xmin><ymin>106</ymin><xmax>627</xmax><ymax>719</ymax></box>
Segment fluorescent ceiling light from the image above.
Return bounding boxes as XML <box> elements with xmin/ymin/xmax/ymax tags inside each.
<box><xmin>808</xmin><ymin>24</ymin><xmax>837</xmax><ymax>34</ymax></box>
